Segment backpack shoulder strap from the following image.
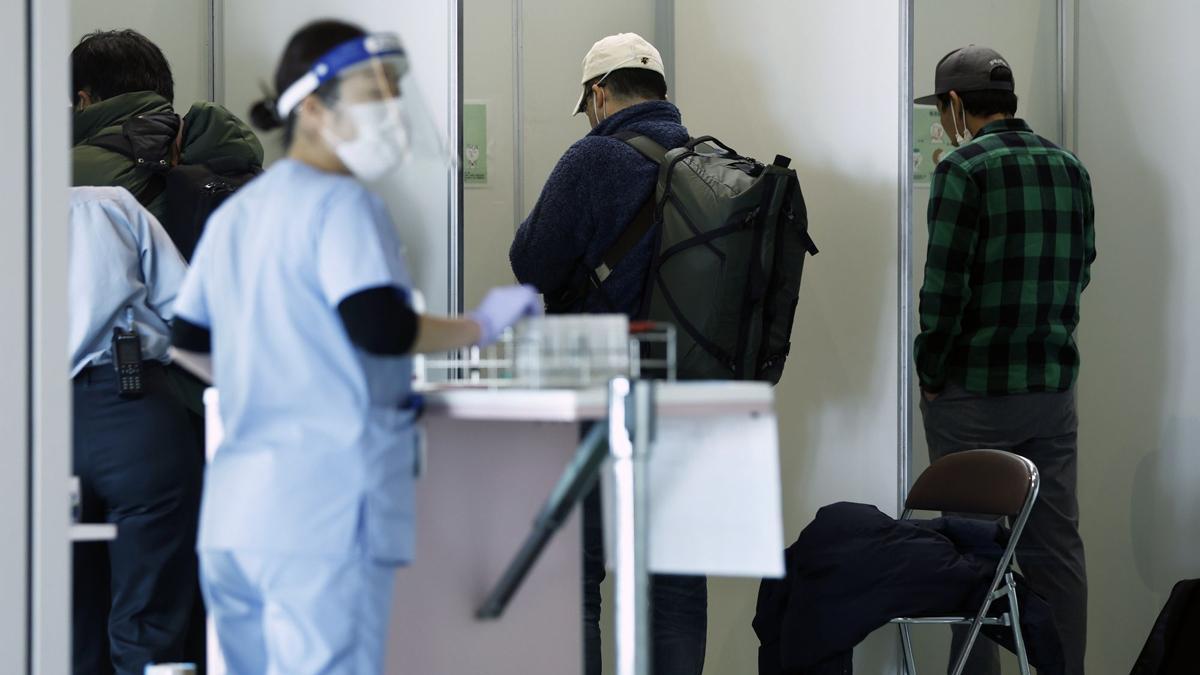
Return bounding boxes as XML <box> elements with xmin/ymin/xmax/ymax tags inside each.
<box><xmin>612</xmin><ymin>131</ymin><xmax>668</xmax><ymax>166</ymax></box>
<box><xmin>593</xmin><ymin>194</ymin><xmax>656</xmax><ymax>284</ymax></box>
<box><xmin>588</xmin><ymin>131</ymin><xmax>671</xmax><ymax>286</ymax></box>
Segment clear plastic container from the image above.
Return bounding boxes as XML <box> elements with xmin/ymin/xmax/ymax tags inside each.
<box><xmin>514</xmin><ymin>315</ymin><xmax>630</xmax><ymax>388</ymax></box>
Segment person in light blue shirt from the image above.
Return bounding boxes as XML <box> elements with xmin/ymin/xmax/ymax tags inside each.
<box><xmin>69</xmin><ymin>186</ymin><xmax>187</xmax><ymax>377</ymax></box>
<box><xmin>168</xmin><ymin>21</ymin><xmax>540</xmax><ymax>675</ymax></box>
<box><xmin>68</xmin><ymin>186</ymin><xmax>204</xmax><ymax>675</ymax></box>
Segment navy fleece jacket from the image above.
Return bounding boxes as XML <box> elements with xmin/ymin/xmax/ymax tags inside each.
<box><xmin>510</xmin><ymin>100</ymin><xmax>690</xmax><ymax>316</ymax></box>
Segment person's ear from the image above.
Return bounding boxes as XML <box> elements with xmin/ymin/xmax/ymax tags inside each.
<box><xmin>948</xmin><ymin>91</ymin><xmax>962</xmax><ymax>116</ymax></box>
<box><xmin>76</xmin><ymin>90</ymin><xmax>94</xmax><ymax>110</ymax></box>
<box><xmin>304</xmin><ymin>95</ymin><xmax>334</xmax><ymax>122</ymax></box>
<box><xmin>295</xmin><ymin>95</ymin><xmax>327</xmax><ymax>137</ymax></box>
<box><xmin>591</xmin><ymin>82</ymin><xmax>606</xmax><ymax>111</ymax></box>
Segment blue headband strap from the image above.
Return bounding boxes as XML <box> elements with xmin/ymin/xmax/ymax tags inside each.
<box><xmin>277</xmin><ymin>33</ymin><xmax>407</xmax><ymax>118</ymax></box>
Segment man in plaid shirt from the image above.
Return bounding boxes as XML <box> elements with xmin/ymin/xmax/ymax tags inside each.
<box><xmin>915</xmin><ymin>46</ymin><xmax>1096</xmax><ymax>675</ymax></box>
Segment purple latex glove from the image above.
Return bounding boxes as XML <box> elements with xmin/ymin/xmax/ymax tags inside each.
<box><xmin>468</xmin><ymin>284</ymin><xmax>542</xmax><ymax>346</ymax></box>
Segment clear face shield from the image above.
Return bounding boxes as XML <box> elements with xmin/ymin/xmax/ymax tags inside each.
<box><xmin>277</xmin><ymin>33</ymin><xmax>452</xmax><ymax>182</ymax></box>
<box><xmin>323</xmin><ymin>58</ymin><xmax>451</xmax><ymax>181</ymax></box>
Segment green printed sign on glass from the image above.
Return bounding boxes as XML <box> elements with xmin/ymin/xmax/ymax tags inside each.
<box><xmin>464</xmin><ymin>102</ymin><xmax>488</xmax><ymax>186</ymax></box>
<box><xmin>913</xmin><ymin>105</ymin><xmax>951</xmax><ymax>185</ymax></box>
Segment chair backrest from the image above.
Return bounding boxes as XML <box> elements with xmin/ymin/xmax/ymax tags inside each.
<box><xmin>906</xmin><ymin>449</ymin><xmax>1038</xmax><ymax>517</ymax></box>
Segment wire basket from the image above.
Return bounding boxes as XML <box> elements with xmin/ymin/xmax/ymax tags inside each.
<box><xmin>416</xmin><ymin>316</ymin><xmax>676</xmax><ymax>390</ymax></box>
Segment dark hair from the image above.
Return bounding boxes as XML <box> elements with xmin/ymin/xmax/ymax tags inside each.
<box><xmin>248</xmin><ymin>20</ymin><xmax>367</xmax><ymax>147</ymax></box>
<box><xmin>937</xmin><ymin>66</ymin><xmax>1018</xmax><ymax>117</ymax></box>
<box><xmin>584</xmin><ymin>67</ymin><xmax>668</xmax><ymax>109</ymax></box>
<box><xmin>71</xmin><ymin>29</ymin><xmax>174</xmax><ymax>104</ymax></box>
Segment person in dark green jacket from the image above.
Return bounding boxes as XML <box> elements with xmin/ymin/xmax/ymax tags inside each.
<box><xmin>70</xmin><ymin>28</ymin><xmax>262</xmax><ymax>675</ymax></box>
<box><xmin>72</xmin><ymin>29</ymin><xmax>264</xmax><ymax>224</ymax></box>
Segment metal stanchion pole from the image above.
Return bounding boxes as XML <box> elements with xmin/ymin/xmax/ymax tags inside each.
<box><xmin>608</xmin><ymin>378</ymin><xmax>652</xmax><ymax>675</ymax></box>
<box><xmin>630</xmin><ymin>380</ymin><xmax>654</xmax><ymax>675</ymax></box>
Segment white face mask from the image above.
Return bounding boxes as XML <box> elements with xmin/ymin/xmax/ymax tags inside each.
<box><xmin>590</xmin><ymin>70</ymin><xmax>616</xmax><ymax>127</ymax></box>
<box><xmin>591</xmin><ymin>89</ymin><xmax>609</xmax><ymax>127</ymax></box>
<box><xmin>326</xmin><ymin>99</ymin><xmax>411</xmax><ymax>181</ymax></box>
<box><xmin>950</xmin><ymin>100</ymin><xmax>973</xmax><ymax>146</ymax></box>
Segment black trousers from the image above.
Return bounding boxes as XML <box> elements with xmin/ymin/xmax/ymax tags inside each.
<box><xmin>582</xmin><ymin>485</ymin><xmax>708</xmax><ymax>675</ymax></box>
<box><xmin>73</xmin><ymin>364</ymin><xmax>204</xmax><ymax>675</ymax></box>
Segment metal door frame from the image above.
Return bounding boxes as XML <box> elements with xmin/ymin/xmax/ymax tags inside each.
<box><xmin>27</xmin><ymin>0</ymin><xmax>73</xmax><ymax>671</ymax></box>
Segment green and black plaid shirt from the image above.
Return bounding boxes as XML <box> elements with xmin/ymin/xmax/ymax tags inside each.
<box><xmin>915</xmin><ymin>119</ymin><xmax>1096</xmax><ymax>395</ymax></box>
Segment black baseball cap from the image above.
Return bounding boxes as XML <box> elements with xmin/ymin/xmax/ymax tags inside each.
<box><xmin>915</xmin><ymin>45</ymin><xmax>1014</xmax><ymax>106</ymax></box>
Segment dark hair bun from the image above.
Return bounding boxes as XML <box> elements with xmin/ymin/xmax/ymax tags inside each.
<box><xmin>249</xmin><ymin>98</ymin><xmax>284</xmax><ymax>131</ymax></box>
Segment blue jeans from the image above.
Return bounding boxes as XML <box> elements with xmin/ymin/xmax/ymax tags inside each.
<box><xmin>583</xmin><ymin>485</ymin><xmax>708</xmax><ymax>675</ymax></box>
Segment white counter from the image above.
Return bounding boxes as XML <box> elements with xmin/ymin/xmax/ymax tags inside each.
<box><xmin>387</xmin><ymin>381</ymin><xmax>782</xmax><ymax>675</ymax></box>
<box><xmin>420</xmin><ymin>380</ymin><xmax>774</xmax><ymax>422</ymax></box>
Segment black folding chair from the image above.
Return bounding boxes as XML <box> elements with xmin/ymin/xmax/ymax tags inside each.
<box><xmin>891</xmin><ymin>449</ymin><xmax>1040</xmax><ymax>675</ymax></box>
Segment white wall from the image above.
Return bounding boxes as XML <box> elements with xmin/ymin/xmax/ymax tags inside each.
<box><xmin>462</xmin><ymin>0</ymin><xmax>518</xmax><ymax>308</ymax></box>
<box><xmin>675</xmin><ymin>3</ymin><xmax>902</xmax><ymax>672</ymax></box>
<box><xmin>1074</xmin><ymin>1</ymin><xmax>1200</xmax><ymax>671</ymax></box>
<box><xmin>71</xmin><ymin>0</ymin><xmax>212</xmax><ymax>110</ymax></box>
<box><xmin>221</xmin><ymin>2</ymin><xmax>456</xmax><ymax>314</ymax></box>
<box><xmin>518</xmin><ymin>0</ymin><xmax>656</xmax><ymax>212</ymax></box>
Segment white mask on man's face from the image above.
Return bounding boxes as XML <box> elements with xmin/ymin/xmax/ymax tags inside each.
<box><xmin>950</xmin><ymin>100</ymin><xmax>973</xmax><ymax>146</ymax></box>
<box><xmin>591</xmin><ymin>90</ymin><xmax>608</xmax><ymax>127</ymax></box>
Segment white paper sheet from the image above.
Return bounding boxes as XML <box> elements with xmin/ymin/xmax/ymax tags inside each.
<box><xmin>604</xmin><ymin>412</ymin><xmax>786</xmax><ymax>579</ymax></box>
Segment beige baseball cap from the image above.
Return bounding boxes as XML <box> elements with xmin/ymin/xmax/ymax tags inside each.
<box><xmin>572</xmin><ymin>33</ymin><xmax>665</xmax><ymax>116</ymax></box>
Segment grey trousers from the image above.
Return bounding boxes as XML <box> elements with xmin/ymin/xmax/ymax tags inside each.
<box><xmin>920</xmin><ymin>383</ymin><xmax>1088</xmax><ymax>675</ymax></box>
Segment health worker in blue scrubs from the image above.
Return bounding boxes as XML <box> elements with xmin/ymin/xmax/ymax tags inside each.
<box><xmin>169</xmin><ymin>20</ymin><xmax>540</xmax><ymax>675</ymax></box>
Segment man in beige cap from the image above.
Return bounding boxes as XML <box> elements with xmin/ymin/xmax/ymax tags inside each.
<box><xmin>509</xmin><ymin>33</ymin><xmax>706</xmax><ymax>675</ymax></box>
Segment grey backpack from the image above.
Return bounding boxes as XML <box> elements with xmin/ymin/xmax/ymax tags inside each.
<box><xmin>601</xmin><ymin>132</ymin><xmax>818</xmax><ymax>383</ymax></box>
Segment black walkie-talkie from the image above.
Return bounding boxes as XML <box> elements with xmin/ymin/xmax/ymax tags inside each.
<box><xmin>112</xmin><ymin>307</ymin><xmax>144</xmax><ymax>399</ymax></box>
